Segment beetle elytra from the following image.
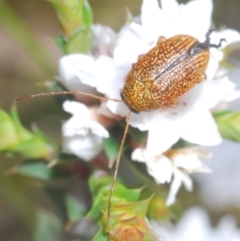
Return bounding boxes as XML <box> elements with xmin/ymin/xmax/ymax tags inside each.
<box><xmin>16</xmin><ymin>29</ymin><xmax>226</xmax><ymax>217</ymax></box>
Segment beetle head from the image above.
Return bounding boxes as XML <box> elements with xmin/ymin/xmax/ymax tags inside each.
<box><xmin>189</xmin><ymin>29</ymin><xmax>226</xmax><ymax>56</ymax></box>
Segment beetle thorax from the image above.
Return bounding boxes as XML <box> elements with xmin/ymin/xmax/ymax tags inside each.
<box><xmin>121</xmin><ymin>73</ymin><xmax>158</xmax><ymax>113</ymax></box>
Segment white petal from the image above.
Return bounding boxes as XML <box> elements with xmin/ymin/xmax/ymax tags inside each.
<box><xmin>161</xmin><ymin>0</ymin><xmax>179</xmax><ymax>13</ymax></box>
<box><xmin>131</xmin><ymin>148</ymin><xmax>149</xmax><ymax>163</ymax></box>
<box><xmin>93</xmin><ymin>56</ymin><xmax>117</xmax><ymax>94</ymax></box>
<box><xmin>62</xmin><ymin>117</ymin><xmax>88</xmax><ymax>136</ymax></box>
<box><xmin>166</xmin><ymin>169</ymin><xmax>182</xmax><ymax>206</ymax></box>
<box><xmin>166</xmin><ymin>168</ymin><xmax>192</xmax><ymax>206</ymax></box>
<box><xmin>129</xmin><ymin>111</ymin><xmax>156</xmax><ymax>131</ymax></box>
<box><xmin>90</xmin><ymin>121</ymin><xmax>109</xmax><ymax>138</ymax></box>
<box><xmin>141</xmin><ymin>0</ymin><xmax>164</xmax><ymax>41</ymax></box>
<box><xmin>177</xmin><ymin>0</ymin><xmax>212</xmax><ymax>39</ymax></box>
<box><xmin>176</xmin><ymin>208</ymin><xmax>211</xmax><ymax>239</ymax></box>
<box><xmin>205</xmin><ymin>53</ymin><xmax>220</xmax><ymax>81</ymax></box>
<box><xmin>174</xmin><ymin>155</ymin><xmax>205</xmax><ymax>171</ymax></box>
<box><xmin>59</xmin><ymin>54</ymin><xmax>90</xmax><ymax>81</ymax></box>
<box><xmin>197</xmin><ymin>77</ymin><xmax>237</xmax><ymax>109</ymax></box>
<box><xmin>106</xmin><ymin>101</ymin><xmax>129</xmax><ymax>117</ymax></box>
<box><xmin>181</xmin><ymin>172</ymin><xmax>193</xmax><ymax>192</ymax></box>
<box><xmin>98</xmin><ymin>102</ymin><xmax>121</xmax><ymax>119</ymax></box>
<box><xmin>62</xmin><ymin>134</ymin><xmax>104</xmax><ymax>161</ymax></box>
<box><xmin>73</xmin><ymin>55</ymin><xmax>98</xmax><ymax>88</ymax></box>
<box><xmin>147</xmin><ymin>155</ymin><xmax>173</xmax><ymax>184</ymax></box>
<box><xmin>59</xmin><ymin>54</ymin><xmax>97</xmax><ymax>91</ymax></box>
<box><xmin>169</xmin><ymin>147</ymin><xmax>212</xmax><ymax>173</ymax></box>
<box><xmin>113</xmin><ymin>24</ymin><xmax>148</xmax><ymax>68</ymax></box>
<box><xmin>210</xmin><ymin>28</ymin><xmax>240</xmax><ymax>46</ymax></box>
<box><xmin>62</xmin><ymin>100</ymin><xmax>89</xmax><ymax>117</ymax></box>
<box><xmin>180</xmin><ymin>109</ymin><xmax>222</xmax><ymax>146</ymax></box>
<box><xmin>146</xmin><ymin>114</ymin><xmax>181</xmax><ymax>156</ymax></box>
<box><xmin>132</xmin><ymin>148</ymin><xmax>173</xmax><ymax>183</ymax></box>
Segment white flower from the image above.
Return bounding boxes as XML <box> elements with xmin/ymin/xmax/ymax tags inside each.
<box><xmin>59</xmin><ymin>54</ymin><xmax>117</xmax><ymax>95</ymax></box>
<box><xmin>99</xmin><ymin>0</ymin><xmax>238</xmax><ymax>156</ymax></box>
<box><xmin>61</xmin><ymin>100</ymin><xmax>109</xmax><ymax>161</ymax></box>
<box><xmin>152</xmin><ymin>207</ymin><xmax>240</xmax><ymax>241</ymax></box>
<box><xmin>194</xmin><ymin>139</ymin><xmax>240</xmax><ymax>210</ymax></box>
<box><xmin>132</xmin><ymin>147</ymin><xmax>211</xmax><ymax>206</ymax></box>
<box><xmin>58</xmin><ymin>0</ymin><xmax>240</xmax><ymax>158</ymax></box>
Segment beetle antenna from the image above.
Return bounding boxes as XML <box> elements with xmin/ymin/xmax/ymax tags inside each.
<box><xmin>204</xmin><ymin>29</ymin><xmax>226</xmax><ymax>49</ymax></box>
<box><xmin>107</xmin><ymin>111</ymin><xmax>131</xmax><ymax>217</ymax></box>
<box><xmin>16</xmin><ymin>91</ymin><xmax>122</xmax><ymax>103</ymax></box>
<box><xmin>205</xmin><ymin>29</ymin><xmax>214</xmax><ymax>42</ymax></box>
<box><xmin>157</xmin><ymin>0</ymin><xmax>162</xmax><ymax>8</ymax></box>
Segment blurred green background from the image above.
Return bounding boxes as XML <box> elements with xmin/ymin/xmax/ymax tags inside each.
<box><xmin>1</xmin><ymin>0</ymin><xmax>240</xmax><ymax>240</ymax></box>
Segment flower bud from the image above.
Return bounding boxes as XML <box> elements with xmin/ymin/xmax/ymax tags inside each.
<box><xmin>48</xmin><ymin>0</ymin><xmax>92</xmax><ymax>37</ymax></box>
<box><xmin>0</xmin><ymin>107</ymin><xmax>56</xmax><ymax>160</ymax></box>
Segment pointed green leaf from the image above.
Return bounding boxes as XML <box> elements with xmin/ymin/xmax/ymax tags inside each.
<box><xmin>0</xmin><ymin>109</ymin><xmax>20</xmax><ymax>151</ymax></box>
<box><xmin>82</xmin><ymin>0</ymin><xmax>93</xmax><ymax>26</ymax></box>
<box><xmin>11</xmin><ymin>161</ymin><xmax>70</xmax><ymax>180</ymax></box>
<box><xmin>17</xmin><ymin>126</ymin><xmax>56</xmax><ymax>160</ymax></box>
<box><xmin>92</xmin><ymin>229</ymin><xmax>108</xmax><ymax>241</ymax></box>
<box><xmin>88</xmin><ymin>173</ymin><xmax>142</xmax><ymax>220</ymax></box>
<box><xmin>12</xmin><ymin>161</ymin><xmax>54</xmax><ymax>180</ymax></box>
<box><xmin>66</xmin><ymin>28</ymin><xmax>93</xmax><ymax>54</ymax></box>
<box><xmin>214</xmin><ymin>110</ymin><xmax>240</xmax><ymax>142</ymax></box>
<box><xmin>10</xmin><ymin>106</ymin><xmax>32</xmax><ymax>140</ymax></box>
<box><xmin>48</xmin><ymin>0</ymin><xmax>92</xmax><ymax>37</ymax></box>
<box><xmin>48</xmin><ymin>0</ymin><xmax>83</xmax><ymax>36</ymax></box>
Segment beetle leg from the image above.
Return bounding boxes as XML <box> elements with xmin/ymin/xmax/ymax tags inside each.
<box><xmin>137</xmin><ymin>54</ymin><xmax>144</xmax><ymax>60</ymax></box>
<box><xmin>160</xmin><ymin>100</ymin><xmax>178</xmax><ymax>110</ymax></box>
<box><xmin>168</xmin><ymin>100</ymin><xmax>179</xmax><ymax>108</ymax></box>
<box><xmin>198</xmin><ymin>73</ymin><xmax>207</xmax><ymax>83</ymax></box>
<box><xmin>200</xmin><ymin>73</ymin><xmax>207</xmax><ymax>82</ymax></box>
<box><xmin>157</xmin><ymin>36</ymin><xmax>167</xmax><ymax>45</ymax></box>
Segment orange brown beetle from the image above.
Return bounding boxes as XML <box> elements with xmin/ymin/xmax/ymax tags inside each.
<box><xmin>121</xmin><ymin>30</ymin><xmax>226</xmax><ymax>113</ymax></box>
<box><xmin>16</xmin><ymin>30</ymin><xmax>226</xmax><ymax>217</ymax></box>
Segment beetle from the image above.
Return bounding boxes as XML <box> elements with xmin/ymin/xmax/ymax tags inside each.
<box><xmin>16</xmin><ymin>30</ymin><xmax>226</xmax><ymax>217</ymax></box>
<box><xmin>121</xmin><ymin>30</ymin><xmax>225</xmax><ymax>113</ymax></box>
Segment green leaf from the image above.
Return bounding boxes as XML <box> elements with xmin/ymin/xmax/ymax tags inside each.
<box><xmin>0</xmin><ymin>106</ymin><xmax>57</xmax><ymax>160</ymax></box>
<box><xmin>103</xmin><ymin>134</ymin><xmax>120</xmax><ymax>168</ymax></box>
<box><xmin>10</xmin><ymin>105</ymin><xmax>32</xmax><ymax>141</ymax></box>
<box><xmin>11</xmin><ymin>161</ymin><xmax>70</xmax><ymax>180</ymax></box>
<box><xmin>88</xmin><ymin>172</ymin><xmax>158</xmax><ymax>240</ymax></box>
<box><xmin>48</xmin><ymin>0</ymin><xmax>93</xmax><ymax>38</ymax></box>
<box><xmin>65</xmin><ymin>194</ymin><xmax>85</xmax><ymax>221</ymax></box>
<box><xmin>66</xmin><ymin>27</ymin><xmax>93</xmax><ymax>54</ymax></box>
<box><xmin>0</xmin><ymin>109</ymin><xmax>20</xmax><ymax>151</ymax></box>
<box><xmin>48</xmin><ymin>0</ymin><xmax>83</xmax><ymax>36</ymax></box>
<box><xmin>33</xmin><ymin>210</ymin><xmax>61</xmax><ymax>241</ymax></box>
<box><xmin>0</xmin><ymin>1</ymin><xmax>55</xmax><ymax>78</ymax></box>
<box><xmin>13</xmin><ymin>126</ymin><xmax>57</xmax><ymax>160</ymax></box>
<box><xmin>12</xmin><ymin>161</ymin><xmax>54</xmax><ymax>180</ymax></box>
<box><xmin>82</xmin><ymin>0</ymin><xmax>93</xmax><ymax>26</ymax></box>
<box><xmin>92</xmin><ymin>229</ymin><xmax>108</xmax><ymax>241</ymax></box>
<box><xmin>54</xmin><ymin>36</ymin><xmax>67</xmax><ymax>54</ymax></box>
<box><xmin>88</xmin><ymin>173</ymin><xmax>142</xmax><ymax>220</ymax></box>
<box><xmin>213</xmin><ymin>110</ymin><xmax>240</xmax><ymax>142</ymax></box>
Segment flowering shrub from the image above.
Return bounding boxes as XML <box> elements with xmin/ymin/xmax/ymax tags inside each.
<box><xmin>1</xmin><ymin>0</ymin><xmax>240</xmax><ymax>240</ymax></box>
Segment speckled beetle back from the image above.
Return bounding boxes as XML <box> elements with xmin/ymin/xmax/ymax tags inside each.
<box><xmin>121</xmin><ymin>31</ymin><xmax>225</xmax><ymax>113</ymax></box>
